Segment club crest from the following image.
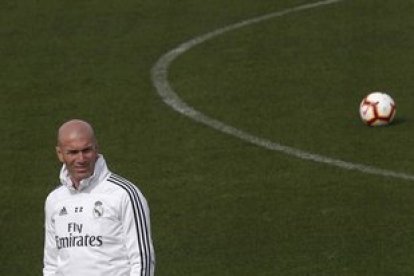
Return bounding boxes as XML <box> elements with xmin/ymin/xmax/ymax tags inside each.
<box><xmin>93</xmin><ymin>201</ymin><xmax>104</xmax><ymax>218</ymax></box>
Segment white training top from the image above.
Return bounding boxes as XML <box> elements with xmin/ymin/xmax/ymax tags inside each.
<box><xmin>43</xmin><ymin>155</ymin><xmax>155</xmax><ymax>276</ymax></box>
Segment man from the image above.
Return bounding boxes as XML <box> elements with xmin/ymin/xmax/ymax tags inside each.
<box><xmin>43</xmin><ymin>119</ymin><xmax>155</xmax><ymax>276</ymax></box>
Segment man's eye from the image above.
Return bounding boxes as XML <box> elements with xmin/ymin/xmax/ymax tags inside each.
<box><xmin>82</xmin><ymin>148</ymin><xmax>93</xmax><ymax>154</ymax></box>
<box><xmin>65</xmin><ymin>147</ymin><xmax>93</xmax><ymax>155</ymax></box>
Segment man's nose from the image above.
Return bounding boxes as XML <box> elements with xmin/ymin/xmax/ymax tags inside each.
<box><xmin>76</xmin><ymin>151</ymin><xmax>85</xmax><ymax>162</ymax></box>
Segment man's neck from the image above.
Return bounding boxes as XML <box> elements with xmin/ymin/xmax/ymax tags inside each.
<box><xmin>71</xmin><ymin>178</ymin><xmax>81</xmax><ymax>190</ymax></box>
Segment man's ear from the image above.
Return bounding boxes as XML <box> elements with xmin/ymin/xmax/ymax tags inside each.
<box><xmin>56</xmin><ymin>146</ymin><xmax>64</xmax><ymax>163</ymax></box>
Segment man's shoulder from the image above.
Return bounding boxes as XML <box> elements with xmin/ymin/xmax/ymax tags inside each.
<box><xmin>104</xmin><ymin>173</ymin><xmax>150</xmax><ymax>210</ymax></box>
<box><xmin>45</xmin><ymin>183</ymin><xmax>70</xmax><ymax>207</ymax></box>
<box><xmin>104</xmin><ymin>173</ymin><xmax>145</xmax><ymax>197</ymax></box>
<box><xmin>46</xmin><ymin>183</ymin><xmax>66</xmax><ymax>198</ymax></box>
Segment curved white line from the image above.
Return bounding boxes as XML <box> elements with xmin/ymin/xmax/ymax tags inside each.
<box><xmin>151</xmin><ymin>0</ymin><xmax>414</xmax><ymax>181</ymax></box>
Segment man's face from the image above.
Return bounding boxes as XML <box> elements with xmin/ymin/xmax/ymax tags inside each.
<box><xmin>56</xmin><ymin>135</ymin><xmax>98</xmax><ymax>184</ymax></box>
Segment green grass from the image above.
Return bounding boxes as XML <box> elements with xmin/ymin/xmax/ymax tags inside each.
<box><xmin>1</xmin><ymin>0</ymin><xmax>414</xmax><ymax>275</ymax></box>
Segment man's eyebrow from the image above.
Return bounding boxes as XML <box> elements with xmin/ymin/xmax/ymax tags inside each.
<box><xmin>65</xmin><ymin>146</ymin><xmax>94</xmax><ymax>153</ymax></box>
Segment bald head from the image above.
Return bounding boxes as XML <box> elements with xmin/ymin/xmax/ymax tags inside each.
<box><xmin>56</xmin><ymin>119</ymin><xmax>99</xmax><ymax>187</ymax></box>
<box><xmin>57</xmin><ymin>119</ymin><xmax>96</xmax><ymax>147</ymax></box>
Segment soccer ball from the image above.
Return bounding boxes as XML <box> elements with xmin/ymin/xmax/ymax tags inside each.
<box><xmin>359</xmin><ymin>92</ymin><xmax>396</xmax><ymax>126</ymax></box>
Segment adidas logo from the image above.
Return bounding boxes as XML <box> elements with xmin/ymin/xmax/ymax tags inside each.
<box><xmin>59</xmin><ymin>207</ymin><xmax>68</xmax><ymax>216</ymax></box>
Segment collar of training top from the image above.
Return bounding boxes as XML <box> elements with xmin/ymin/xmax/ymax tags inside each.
<box><xmin>59</xmin><ymin>154</ymin><xmax>109</xmax><ymax>192</ymax></box>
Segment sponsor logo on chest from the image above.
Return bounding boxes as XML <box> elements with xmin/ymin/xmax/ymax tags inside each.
<box><xmin>54</xmin><ymin>201</ymin><xmax>106</xmax><ymax>250</ymax></box>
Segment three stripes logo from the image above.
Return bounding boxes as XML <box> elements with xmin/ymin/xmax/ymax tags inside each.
<box><xmin>59</xmin><ymin>206</ymin><xmax>67</xmax><ymax>216</ymax></box>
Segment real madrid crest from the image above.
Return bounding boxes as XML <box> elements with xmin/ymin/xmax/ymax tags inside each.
<box><xmin>93</xmin><ymin>201</ymin><xmax>104</xmax><ymax>218</ymax></box>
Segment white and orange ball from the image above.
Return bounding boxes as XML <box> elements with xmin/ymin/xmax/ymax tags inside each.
<box><xmin>359</xmin><ymin>92</ymin><xmax>396</xmax><ymax>126</ymax></box>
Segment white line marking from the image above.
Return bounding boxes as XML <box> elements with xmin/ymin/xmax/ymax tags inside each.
<box><xmin>151</xmin><ymin>0</ymin><xmax>414</xmax><ymax>181</ymax></box>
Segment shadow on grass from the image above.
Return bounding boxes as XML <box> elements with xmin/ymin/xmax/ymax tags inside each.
<box><xmin>389</xmin><ymin>117</ymin><xmax>408</xmax><ymax>127</ymax></box>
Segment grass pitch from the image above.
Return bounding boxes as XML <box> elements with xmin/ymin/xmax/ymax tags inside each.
<box><xmin>1</xmin><ymin>0</ymin><xmax>414</xmax><ymax>275</ymax></box>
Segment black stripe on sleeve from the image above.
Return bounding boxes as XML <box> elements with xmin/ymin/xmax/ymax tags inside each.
<box><xmin>108</xmin><ymin>174</ymin><xmax>151</xmax><ymax>276</ymax></box>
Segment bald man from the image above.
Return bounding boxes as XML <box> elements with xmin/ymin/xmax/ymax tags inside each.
<box><xmin>43</xmin><ymin>119</ymin><xmax>155</xmax><ymax>276</ymax></box>
<box><xmin>55</xmin><ymin>120</ymin><xmax>99</xmax><ymax>189</ymax></box>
